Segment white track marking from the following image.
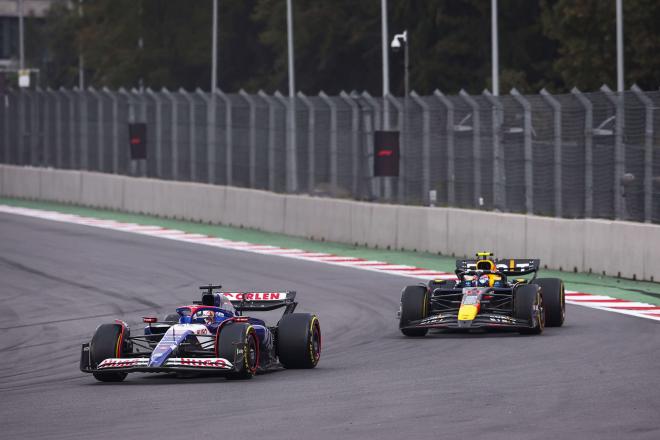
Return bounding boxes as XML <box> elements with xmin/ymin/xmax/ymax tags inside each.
<box><xmin>2</xmin><ymin>204</ymin><xmax>658</xmax><ymax>322</ymax></box>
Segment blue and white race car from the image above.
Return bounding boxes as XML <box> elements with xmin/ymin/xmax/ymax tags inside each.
<box><xmin>80</xmin><ymin>285</ymin><xmax>321</xmax><ymax>382</ymax></box>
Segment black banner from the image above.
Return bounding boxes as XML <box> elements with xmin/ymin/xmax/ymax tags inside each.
<box><xmin>374</xmin><ymin>131</ymin><xmax>399</xmax><ymax>177</ymax></box>
<box><xmin>128</xmin><ymin>123</ymin><xmax>147</xmax><ymax>160</ymax></box>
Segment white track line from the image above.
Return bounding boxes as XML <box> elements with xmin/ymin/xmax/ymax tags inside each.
<box><xmin>2</xmin><ymin>204</ymin><xmax>658</xmax><ymax>322</ymax></box>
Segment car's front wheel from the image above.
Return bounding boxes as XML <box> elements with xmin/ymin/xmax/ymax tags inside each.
<box><xmin>514</xmin><ymin>285</ymin><xmax>545</xmax><ymax>335</ymax></box>
<box><xmin>216</xmin><ymin>322</ymin><xmax>259</xmax><ymax>380</ymax></box>
<box><xmin>90</xmin><ymin>323</ymin><xmax>128</xmax><ymax>382</ymax></box>
<box><xmin>399</xmin><ymin>285</ymin><xmax>429</xmax><ymax>337</ymax></box>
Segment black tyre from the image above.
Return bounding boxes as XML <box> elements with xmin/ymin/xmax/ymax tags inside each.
<box><xmin>216</xmin><ymin>322</ymin><xmax>259</xmax><ymax>380</ymax></box>
<box><xmin>399</xmin><ymin>285</ymin><xmax>429</xmax><ymax>337</ymax></box>
<box><xmin>532</xmin><ymin>278</ymin><xmax>565</xmax><ymax>327</ymax></box>
<box><xmin>514</xmin><ymin>284</ymin><xmax>545</xmax><ymax>335</ymax></box>
<box><xmin>90</xmin><ymin>323</ymin><xmax>128</xmax><ymax>382</ymax></box>
<box><xmin>163</xmin><ymin>313</ymin><xmax>180</xmax><ymax>324</ymax></box>
<box><xmin>277</xmin><ymin>313</ymin><xmax>321</xmax><ymax>369</ymax></box>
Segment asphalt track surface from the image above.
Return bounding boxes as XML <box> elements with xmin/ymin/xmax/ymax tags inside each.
<box><xmin>1</xmin><ymin>212</ymin><xmax>659</xmax><ymax>440</ymax></box>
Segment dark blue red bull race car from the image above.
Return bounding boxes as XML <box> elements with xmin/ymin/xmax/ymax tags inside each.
<box><xmin>398</xmin><ymin>252</ymin><xmax>566</xmax><ymax>336</ymax></box>
<box><xmin>80</xmin><ymin>285</ymin><xmax>321</xmax><ymax>382</ymax></box>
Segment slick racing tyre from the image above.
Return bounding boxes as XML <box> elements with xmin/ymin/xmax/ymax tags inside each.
<box><xmin>163</xmin><ymin>313</ymin><xmax>180</xmax><ymax>324</ymax></box>
<box><xmin>531</xmin><ymin>278</ymin><xmax>565</xmax><ymax>327</ymax></box>
<box><xmin>90</xmin><ymin>323</ymin><xmax>128</xmax><ymax>382</ymax></box>
<box><xmin>277</xmin><ymin>313</ymin><xmax>321</xmax><ymax>369</ymax></box>
<box><xmin>399</xmin><ymin>285</ymin><xmax>429</xmax><ymax>337</ymax></box>
<box><xmin>514</xmin><ymin>284</ymin><xmax>545</xmax><ymax>335</ymax></box>
<box><xmin>216</xmin><ymin>322</ymin><xmax>259</xmax><ymax>380</ymax></box>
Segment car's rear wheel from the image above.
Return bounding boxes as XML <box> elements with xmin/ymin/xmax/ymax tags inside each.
<box><xmin>277</xmin><ymin>313</ymin><xmax>321</xmax><ymax>369</ymax></box>
<box><xmin>532</xmin><ymin>278</ymin><xmax>565</xmax><ymax>327</ymax></box>
<box><xmin>90</xmin><ymin>323</ymin><xmax>128</xmax><ymax>382</ymax></box>
<box><xmin>216</xmin><ymin>322</ymin><xmax>258</xmax><ymax>380</ymax></box>
<box><xmin>399</xmin><ymin>285</ymin><xmax>429</xmax><ymax>337</ymax></box>
<box><xmin>514</xmin><ymin>285</ymin><xmax>545</xmax><ymax>335</ymax></box>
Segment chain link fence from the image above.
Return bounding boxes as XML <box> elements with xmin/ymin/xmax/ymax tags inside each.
<box><xmin>1</xmin><ymin>86</ymin><xmax>659</xmax><ymax>223</ymax></box>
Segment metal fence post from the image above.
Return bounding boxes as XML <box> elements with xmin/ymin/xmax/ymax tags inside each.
<box><xmin>16</xmin><ymin>90</ymin><xmax>26</xmax><ymax>165</ymax></box>
<box><xmin>77</xmin><ymin>88</ymin><xmax>89</xmax><ymax>169</ymax></box>
<box><xmin>631</xmin><ymin>85</ymin><xmax>654</xmax><ymax>223</ymax></box>
<box><xmin>362</xmin><ymin>92</ymin><xmax>382</xmax><ymax>199</ymax></box>
<box><xmin>28</xmin><ymin>90</ymin><xmax>39</xmax><ymax>166</ymax></box>
<box><xmin>36</xmin><ymin>87</ymin><xmax>48</xmax><ymax>167</ymax></box>
<box><xmin>61</xmin><ymin>88</ymin><xmax>77</xmax><ymax>169</ymax></box>
<box><xmin>259</xmin><ymin>90</ymin><xmax>278</xmax><ymax>192</ymax></box>
<box><xmin>384</xmin><ymin>94</ymin><xmax>404</xmax><ymax>203</ymax></box>
<box><xmin>180</xmin><ymin>88</ymin><xmax>196</xmax><ymax>181</ymax></box>
<box><xmin>162</xmin><ymin>88</ymin><xmax>179</xmax><ymax>180</ymax></box>
<box><xmin>482</xmin><ymin>90</ymin><xmax>506</xmax><ymax>211</ymax></box>
<box><xmin>459</xmin><ymin>90</ymin><xmax>482</xmax><ymax>209</ymax></box>
<box><xmin>339</xmin><ymin>91</ymin><xmax>360</xmax><ymax>197</ymax></box>
<box><xmin>119</xmin><ymin>88</ymin><xmax>138</xmax><ymax>176</ymax></box>
<box><xmin>540</xmin><ymin>88</ymin><xmax>563</xmax><ymax>218</ymax></box>
<box><xmin>275</xmin><ymin>91</ymin><xmax>297</xmax><ymax>192</ymax></box>
<box><xmin>298</xmin><ymin>92</ymin><xmax>315</xmax><ymax>193</ymax></box>
<box><xmin>147</xmin><ymin>88</ymin><xmax>163</xmax><ymax>178</ymax></box>
<box><xmin>48</xmin><ymin>89</ymin><xmax>62</xmax><ymax>168</ymax></box>
<box><xmin>195</xmin><ymin>88</ymin><xmax>214</xmax><ymax>184</ymax></box>
<box><xmin>102</xmin><ymin>88</ymin><xmax>119</xmax><ymax>174</ymax></box>
<box><xmin>602</xmin><ymin>84</ymin><xmax>625</xmax><ymax>220</ymax></box>
<box><xmin>240</xmin><ymin>89</ymin><xmax>257</xmax><ymax>188</ymax></box>
<box><xmin>2</xmin><ymin>92</ymin><xmax>10</xmax><ymax>164</ymax></box>
<box><xmin>410</xmin><ymin>91</ymin><xmax>431</xmax><ymax>204</ymax></box>
<box><xmin>434</xmin><ymin>90</ymin><xmax>456</xmax><ymax>206</ymax></box>
<box><xmin>511</xmin><ymin>88</ymin><xmax>534</xmax><ymax>214</ymax></box>
<box><xmin>215</xmin><ymin>89</ymin><xmax>232</xmax><ymax>186</ymax></box>
<box><xmin>571</xmin><ymin>87</ymin><xmax>594</xmax><ymax>218</ymax></box>
<box><xmin>88</xmin><ymin>87</ymin><xmax>104</xmax><ymax>172</ymax></box>
<box><xmin>319</xmin><ymin>91</ymin><xmax>338</xmax><ymax>196</ymax></box>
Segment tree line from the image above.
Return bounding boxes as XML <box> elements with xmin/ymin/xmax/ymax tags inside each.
<box><xmin>25</xmin><ymin>0</ymin><xmax>660</xmax><ymax>95</ymax></box>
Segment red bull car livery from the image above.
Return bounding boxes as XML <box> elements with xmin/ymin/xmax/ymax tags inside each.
<box><xmin>398</xmin><ymin>252</ymin><xmax>565</xmax><ymax>336</ymax></box>
<box><xmin>80</xmin><ymin>285</ymin><xmax>321</xmax><ymax>382</ymax></box>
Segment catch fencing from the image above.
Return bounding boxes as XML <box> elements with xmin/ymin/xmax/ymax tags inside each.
<box><xmin>1</xmin><ymin>86</ymin><xmax>659</xmax><ymax>223</ymax></box>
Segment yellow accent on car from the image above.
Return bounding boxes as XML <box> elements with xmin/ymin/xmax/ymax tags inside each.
<box><xmin>458</xmin><ymin>304</ymin><xmax>478</xmax><ymax>321</ymax></box>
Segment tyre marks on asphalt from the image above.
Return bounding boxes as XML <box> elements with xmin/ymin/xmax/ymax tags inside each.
<box><xmin>1</xmin><ymin>204</ymin><xmax>658</xmax><ymax>323</ymax></box>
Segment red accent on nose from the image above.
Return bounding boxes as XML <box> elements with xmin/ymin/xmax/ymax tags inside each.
<box><xmin>130</xmin><ymin>137</ymin><xmax>142</xmax><ymax>145</ymax></box>
<box><xmin>377</xmin><ymin>150</ymin><xmax>393</xmax><ymax>157</ymax></box>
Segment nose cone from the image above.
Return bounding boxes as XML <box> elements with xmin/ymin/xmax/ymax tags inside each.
<box><xmin>458</xmin><ymin>304</ymin><xmax>478</xmax><ymax>322</ymax></box>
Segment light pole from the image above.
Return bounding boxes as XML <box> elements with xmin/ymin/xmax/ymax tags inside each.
<box><xmin>18</xmin><ymin>0</ymin><xmax>24</xmax><ymax>70</ymax></box>
<box><xmin>78</xmin><ymin>0</ymin><xmax>85</xmax><ymax>89</ymax></box>
<box><xmin>286</xmin><ymin>0</ymin><xmax>297</xmax><ymax>192</ymax></box>
<box><xmin>391</xmin><ymin>30</ymin><xmax>408</xmax><ymax>202</ymax></box>
<box><xmin>381</xmin><ymin>0</ymin><xmax>390</xmax><ymax>129</ymax></box>
<box><xmin>491</xmin><ymin>0</ymin><xmax>499</xmax><ymax>96</ymax></box>
<box><xmin>211</xmin><ymin>0</ymin><xmax>218</xmax><ymax>93</ymax></box>
<box><xmin>616</xmin><ymin>0</ymin><xmax>624</xmax><ymax>92</ymax></box>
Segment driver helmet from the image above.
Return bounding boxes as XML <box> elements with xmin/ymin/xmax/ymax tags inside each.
<box><xmin>194</xmin><ymin>309</ymin><xmax>216</xmax><ymax>325</ymax></box>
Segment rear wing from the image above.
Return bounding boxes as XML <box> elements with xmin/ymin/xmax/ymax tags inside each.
<box><xmin>196</xmin><ymin>285</ymin><xmax>297</xmax><ymax>315</ymax></box>
<box><xmin>456</xmin><ymin>258</ymin><xmax>540</xmax><ymax>276</ymax></box>
<box><xmin>224</xmin><ymin>291</ymin><xmax>297</xmax><ymax>313</ymax></box>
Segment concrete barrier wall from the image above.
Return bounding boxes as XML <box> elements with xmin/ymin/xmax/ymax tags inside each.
<box><xmin>1</xmin><ymin>164</ymin><xmax>658</xmax><ymax>281</ymax></box>
<box><xmin>2</xmin><ymin>165</ymin><xmax>41</xmax><ymax>199</ymax></box>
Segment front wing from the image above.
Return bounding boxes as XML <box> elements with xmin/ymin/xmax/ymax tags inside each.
<box><xmin>401</xmin><ymin>312</ymin><xmax>532</xmax><ymax>330</ymax></box>
<box><xmin>80</xmin><ymin>343</ymin><xmax>236</xmax><ymax>374</ymax></box>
